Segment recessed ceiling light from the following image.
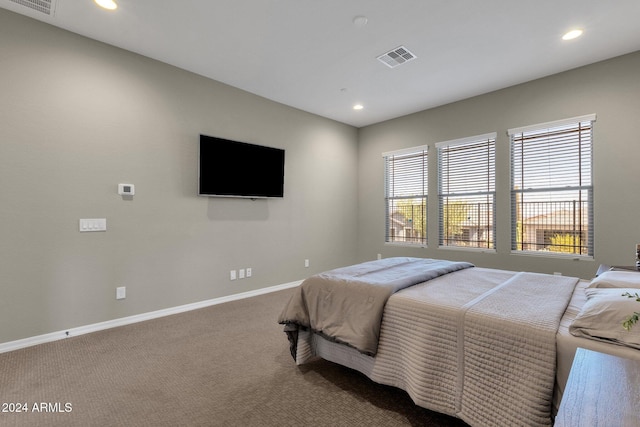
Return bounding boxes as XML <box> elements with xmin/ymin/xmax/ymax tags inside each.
<box><xmin>353</xmin><ymin>104</ymin><xmax>364</xmax><ymax>110</ymax></box>
<box><xmin>562</xmin><ymin>29</ymin><xmax>583</xmax><ymax>41</ymax></box>
<box><xmin>95</xmin><ymin>0</ymin><xmax>118</xmax><ymax>10</ymax></box>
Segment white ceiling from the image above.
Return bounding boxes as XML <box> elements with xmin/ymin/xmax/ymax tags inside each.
<box><xmin>3</xmin><ymin>0</ymin><xmax>640</xmax><ymax>128</ymax></box>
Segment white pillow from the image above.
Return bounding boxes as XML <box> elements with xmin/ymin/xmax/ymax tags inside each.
<box><xmin>569</xmin><ymin>287</ymin><xmax>640</xmax><ymax>349</ymax></box>
<box><xmin>587</xmin><ymin>270</ymin><xmax>640</xmax><ymax>289</ymax></box>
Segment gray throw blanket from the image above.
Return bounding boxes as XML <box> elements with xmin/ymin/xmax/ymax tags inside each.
<box><xmin>278</xmin><ymin>257</ymin><xmax>474</xmax><ymax>356</ymax></box>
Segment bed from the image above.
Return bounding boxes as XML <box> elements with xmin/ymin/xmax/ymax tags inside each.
<box><xmin>278</xmin><ymin>257</ymin><xmax>640</xmax><ymax>427</ymax></box>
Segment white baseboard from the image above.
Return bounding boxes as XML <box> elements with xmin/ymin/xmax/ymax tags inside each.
<box><xmin>0</xmin><ymin>280</ymin><xmax>302</xmax><ymax>354</ymax></box>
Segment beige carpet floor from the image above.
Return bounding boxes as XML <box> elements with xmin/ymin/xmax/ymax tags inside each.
<box><xmin>0</xmin><ymin>288</ymin><xmax>469</xmax><ymax>427</ymax></box>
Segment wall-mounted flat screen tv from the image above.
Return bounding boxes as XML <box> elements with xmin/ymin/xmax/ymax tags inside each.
<box><xmin>199</xmin><ymin>134</ymin><xmax>285</xmax><ymax>198</ymax></box>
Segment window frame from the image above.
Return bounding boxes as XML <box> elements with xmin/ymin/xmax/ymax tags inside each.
<box><xmin>382</xmin><ymin>145</ymin><xmax>428</xmax><ymax>247</ymax></box>
<box><xmin>436</xmin><ymin>133</ymin><xmax>497</xmax><ymax>251</ymax></box>
<box><xmin>508</xmin><ymin>114</ymin><xmax>595</xmax><ymax>258</ymax></box>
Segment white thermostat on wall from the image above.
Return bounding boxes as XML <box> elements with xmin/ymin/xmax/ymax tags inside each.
<box><xmin>118</xmin><ymin>183</ymin><xmax>135</xmax><ymax>196</ymax></box>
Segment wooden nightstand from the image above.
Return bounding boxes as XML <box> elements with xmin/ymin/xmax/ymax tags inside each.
<box><xmin>555</xmin><ymin>348</ymin><xmax>640</xmax><ymax>426</ymax></box>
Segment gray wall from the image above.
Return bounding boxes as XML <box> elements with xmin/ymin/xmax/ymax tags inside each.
<box><xmin>0</xmin><ymin>9</ymin><xmax>359</xmax><ymax>344</ymax></box>
<box><xmin>2</xmin><ymin>6</ymin><xmax>639</xmax><ymax>346</ymax></box>
<box><xmin>357</xmin><ymin>51</ymin><xmax>640</xmax><ymax>279</ymax></box>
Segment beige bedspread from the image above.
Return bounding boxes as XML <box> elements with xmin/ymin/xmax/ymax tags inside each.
<box><xmin>290</xmin><ymin>266</ymin><xmax>579</xmax><ymax>427</ymax></box>
<box><xmin>278</xmin><ymin>257</ymin><xmax>473</xmax><ymax>355</ymax></box>
<box><xmin>458</xmin><ymin>272</ymin><xmax>577</xmax><ymax>426</ymax></box>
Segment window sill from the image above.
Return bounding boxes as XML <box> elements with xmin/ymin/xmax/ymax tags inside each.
<box><xmin>509</xmin><ymin>250</ymin><xmax>594</xmax><ymax>261</ymax></box>
<box><xmin>384</xmin><ymin>241</ymin><xmax>427</xmax><ymax>249</ymax></box>
<box><xmin>437</xmin><ymin>246</ymin><xmax>496</xmax><ymax>254</ymax></box>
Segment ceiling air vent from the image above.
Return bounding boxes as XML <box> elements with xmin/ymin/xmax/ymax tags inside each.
<box><xmin>9</xmin><ymin>0</ymin><xmax>56</xmax><ymax>15</ymax></box>
<box><xmin>377</xmin><ymin>46</ymin><xmax>417</xmax><ymax>68</ymax></box>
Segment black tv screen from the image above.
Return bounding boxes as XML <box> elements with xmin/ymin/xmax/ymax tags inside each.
<box><xmin>199</xmin><ymin>134</ymin><xmax>285</xmax><ymax>198</ymax></box>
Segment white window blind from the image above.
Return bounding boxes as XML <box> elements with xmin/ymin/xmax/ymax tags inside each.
<box><xmin>509</xmin><ymin>114</ymin><xmax>595</xmax><ymax>256</ymax></box>
<box><xmin>383</xmin><ymin>146</ymin><xmax>428</xmax><ymax>245</ymax></box>
<box><xmin>437</xmin><ymin>133</ymin><xmax>496</xmax><ymax>249</ymax></box>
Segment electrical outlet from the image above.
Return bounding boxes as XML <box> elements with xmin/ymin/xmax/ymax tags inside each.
<box><xmin>305</xmin><ymin>259</ymin><xmax>310</xmax><ymax>268</ymax></box>
<box><xmin>377</xmin><ymin>253</ymin><xmax>382</xmax><ymax>260</ymax></box>
<box><xmin>116</xmin><ymin>286</ymin><xmax>126</xmax><ymax>300</ymax></box>
<box><xmin>246</xmin><ymin>268</ymin><xmax>252</xmax><ymax>277</ymax></box>
<box><xmin>230</xmin><ymin>270</ymin><xmax>237</xmax><ymax>281</ymax></box>
<box><xmin>239</xmin><ymin>268</ymin><xmax>245</xmax><ymax>279</ymax></box>
<box><xmin>79</xmin><ymin>218</ymin><xmax>107</xmax><ymax>232</ymax></box>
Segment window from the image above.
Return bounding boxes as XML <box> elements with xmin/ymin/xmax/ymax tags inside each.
<box><xmin>437</xmin><ymin>133</ymin><xmax>496</xmax><ymax>249</ymax></box>
<box><xmin>383</xmin><ymin>146</ymin><xmax>428</xmax><ymax>245</ymax></box>
<box><xmin>509</xmin><ymin>114</ymin><xmax>595</xmax><ymax>256</ymax></box>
